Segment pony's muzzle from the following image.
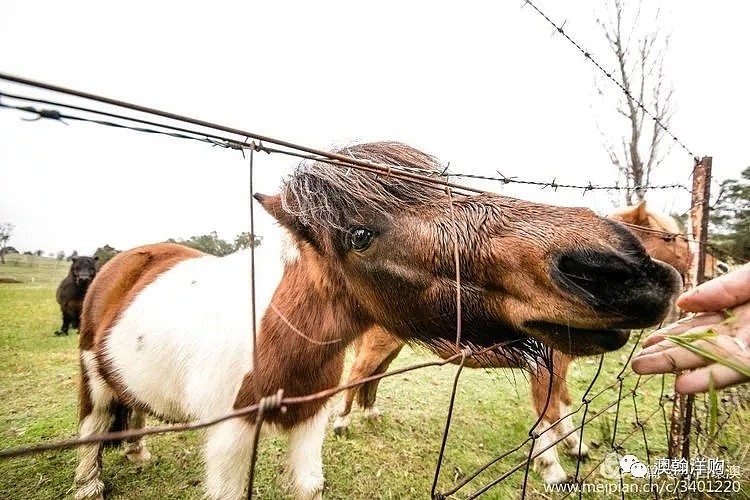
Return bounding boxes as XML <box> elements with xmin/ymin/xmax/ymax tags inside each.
<box><xmin>552</xmin><ymin>249</ymin><xmax>682</xmax><ymax>327</ymax></box>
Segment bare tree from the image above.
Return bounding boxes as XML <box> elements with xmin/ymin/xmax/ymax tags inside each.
<box><xmin>0</xmin><ymin>222</ymin><xmax>14</xmax><ymax>264</ymax></box>
<box><xmin>596</xmin><ymin>0</ymin><xmax>674</xmax><ymax>206</ymax></box>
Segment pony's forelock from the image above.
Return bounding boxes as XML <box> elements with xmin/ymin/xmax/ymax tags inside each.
<box><xmin>279</xmin><ymin>142</ymin><xmax>445</xmax><ymax>233</ymax></box>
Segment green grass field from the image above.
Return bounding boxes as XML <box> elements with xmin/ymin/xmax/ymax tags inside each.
<box><xmin>0</xmin><ymin>254</ymin><xmax>747</xmax><ymax>499</ymax></box>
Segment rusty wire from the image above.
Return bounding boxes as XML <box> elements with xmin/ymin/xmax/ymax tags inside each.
<box><xmin>247</xmin><ymin>389</ymin><xmax>284</xmax><ymax>500</ymax></box>
<box><xmin>559</xmin><ymin>404</ymin><xmax>665</xmax><ymax>500</ymax></box>
<box><xmin>520</xmin><ymin>0</ymin><xmax>698</xmax><ymax>160</ymax></box>
<box><xmin>249</xmin><ymin>147</ymin><xmax>260</xmax><ymax>398</ymax></box>
<box><xmin>450</xmin><ymin>170</ymin><xmax>689</xmax><ymax>194</ymax></box>
<box><xmin>0</xmin><ymin>72</ymin><xmax>741</xmax><ymax>499</ymax></box>
<box><xmin>431</xmin><ymin>349</ymin><xmax>471</xmax><ymax>500</ymax></box>
<box><xmin>463</xmin><ymin>374</ymin><xmax>659</xmax><ymax>499</ymax></box>
<box><xmin>0</xmin><ymin>342</ymin><xmax>514</xmax><ymax>460</ymax></box>
<box><xmin>429</xmin><ymin>328</ymin><xmax>688</xmax><ymax>499</ymax></box>
<box><xmin>0</xmin><ymin>85</ymin><xmax>693</xmax><ymax>197</ymax></box>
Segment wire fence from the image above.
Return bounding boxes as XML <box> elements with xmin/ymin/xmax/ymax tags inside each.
<box><xmin>0</xmin><ymin>46</ymin><xmax>746</xmax><ymax>500</ymax></box>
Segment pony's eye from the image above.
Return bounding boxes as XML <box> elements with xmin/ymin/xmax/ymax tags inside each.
<box><xmin>350</xmin><ymin>228</ymin><xmax>374</xmax><ymax>252</ymax></box>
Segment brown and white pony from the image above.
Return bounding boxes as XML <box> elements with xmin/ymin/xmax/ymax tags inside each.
<box><xmin>333</xmin><ymin>200</ymin><xmax>706</xmax><ymax>485</ymax></box>
<box><xmin>74</xmin><ymin>142</ymin><xmax>681</xmax><ymax>500</ymax></box>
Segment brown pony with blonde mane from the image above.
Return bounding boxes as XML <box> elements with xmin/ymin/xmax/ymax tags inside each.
<box><xmin>334</xmin><ymin>199</ymin><xmax>705</xmax><ymax>485</ymax></box>
<box><xmin>610</xmin><ymin>200</ymin><xmax>728</xmax><ymax>280</ymax></box>
<box><xmin>74</xmin><ymin>142</ymin><xmax>681</xmax><ymax>499</ymax></box>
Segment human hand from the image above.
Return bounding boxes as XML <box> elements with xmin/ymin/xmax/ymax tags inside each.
<box><xmin>631</xmin><ymin>263</ymin><xmax>750</xmax><ymax>394</ymax></box>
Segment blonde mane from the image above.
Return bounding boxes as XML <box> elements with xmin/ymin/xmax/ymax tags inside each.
<box><xmin>646</xmin><ymin>210</ymin><xmax>681</xmax><ymax>234</ymax></box>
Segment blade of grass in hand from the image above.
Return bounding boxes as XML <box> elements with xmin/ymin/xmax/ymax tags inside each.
<box><xmin>666</xmin><ymin>336</ymin><xmax>750</xmax><ymax>379</ymax></box>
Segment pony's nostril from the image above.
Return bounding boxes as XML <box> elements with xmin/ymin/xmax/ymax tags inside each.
<box><xmin>555</xmin><ymin>250</ymin><xmax>633</xmax><ymax>293</ymax></box>
<box><xmin>553</xmin><ymin>249</ymin><xmax>681</xmax><ymax>326</ymax></box>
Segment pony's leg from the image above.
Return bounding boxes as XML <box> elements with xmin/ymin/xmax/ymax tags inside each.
<box><xmin>530</xmin><ymin>360</ymin><xmax>567</xmax><ymax>485</ymax></box>
<box><xmin>554</xmin><ymin>355</ymin><xmax>589</xmax><ymax>458</ymax></box>
<box><xmin>288</xmin><ymin>408</ymin><xmax>328</xmax><ymax>500</ymax></box>
<box><xmin>332</xmin><ymin>386</ymin><xmax>356</xmax><ymax>435</ymax></box>
<box><xmin>57</xmin><ymin>313</ymin><xmax>71</xmax><ymax>336</ymax></box>
<box><xmin>75</xmin><ymin>351</ymin><xmax>115</xmax><ymax>500</ymax></box>
<box><xmin>123</xmin><ymin>409</ymin><xmax>152</xmax><ymax>462</ymax></box>
<box><xmin>203</xmin><ymin>418</ymin><xmax>255</xmax><ymax>500</ymax></box>
<box><xmin>333</xmin><ymin>329</ymin><xmax>402</xmax><ymax>434</ymax></box>
<box><xmin>359</xmin><ymin>343</ymin><xmax>403</xmax><ymax>421</ymax></box>
<box><xmin>530</xmin><ymin>419</ymin><xmax>567</xmax><ymax>484</ymax></box>
<box><xmin>333</xmin><ymin>334</ymin><xmax>386</xmax><ymax>434</ymax></box>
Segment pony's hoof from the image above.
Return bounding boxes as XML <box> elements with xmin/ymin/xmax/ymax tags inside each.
<box><xmin>332</xmin><ymin>415</ymin><xmax>350</xmax><ymax>436</ymax></box>
<box><xmin>568</xmin><ymin>442</ymin><xmax>590</xmax><ymax>460</ymax></box>
<box><xmin>541</xmin><ymin>463</ymin><xmax>568</xmax><ymax>485</ymax></box>
<box><xmin>125</xmin><ymin>447</ymin><xmax>152</xmax><ymax>463</ymax></box>
<box><xmin>54</xmin><ymin>330</ymin><xmax>64</xmax><ymax>336</ymax></box>
<box><xmin>363</xmin><ymin>406</ymin><xmax>382</xmax><ymax>421</ymax></box>
<box><xmin>296</xmin><ymin>477</ymin><xmax>324</xmax><ymax>500</ymax></box>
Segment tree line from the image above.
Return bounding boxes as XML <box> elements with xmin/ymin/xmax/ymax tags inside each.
<box><xmin>0</xmin><ymin>230</ymin><xmax>262</xmax><ymax>267</ymax></box>
<box><xmin>91</xmin><ymin>231</ymin><xmax>262</xmax><ymax>267</ymax></box>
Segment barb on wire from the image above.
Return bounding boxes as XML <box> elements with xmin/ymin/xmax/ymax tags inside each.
<box><xmin>520</xmin><ymin>0</ymin><xmax>698</xmax><ymax>161</ymax></box>
<box><xmin>0</xmin><ymin>87</ymin><xmax>691</xmax><ymax>197</ymax></box>
<box><xmin>445</xmin><ymin>170</ymin><xmax>689</xmax><ymax>193</ymax></box>
<box><xmin>0</xmin><ymin>97</ymin><xmax>236</xmax><ymax>150</ymax></box>
<box><xmin>17</xmin><ymin>105</ymin><xmax>67</xmax><ymax>124</ymax></box>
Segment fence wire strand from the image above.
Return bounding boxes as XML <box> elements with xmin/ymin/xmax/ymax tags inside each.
<box><xmin>0</xmin><ymin>71</ymin><xmax>745</xmax><ymax>500</ymax></box>
<box><xmin>0</xmin><ymin>88</ymin><xmax>692</xmax><ymax>196</ymax></box>
<box><xmin>520</xmin><ymin>0</ymin><xmax>698</xmax><ymax>160</ymax></box>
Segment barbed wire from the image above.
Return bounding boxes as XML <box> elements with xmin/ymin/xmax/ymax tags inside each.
<box><xmin>520</xmin><ymin>0</ymin><xmax>698</xmax><ymax>160</ymax></box>
<box><xmin>0</xmin><ymin>82</ymin><xmax>692</xmax><ymax>196</ymax></box>
<box><xmin>448</xmin><ymin>170</ymin><xmax>688</xmax><ymax>194</ymax></box>
<box><xmin>0</xmin><ymin>72</ymin><xmax>741</xmax><ymax>499</ymax></box>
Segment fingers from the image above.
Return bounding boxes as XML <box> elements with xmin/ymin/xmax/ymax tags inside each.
<box><xmin>632</xmin><ymin>336</ymin><xmax>736</xmax><ymax>374</ymax></box>
<box><xmin>675</xmin><ymin>364</ymin><xmax>750</xmax><ymax>394</ymax></box>
<box><xmin>632</xmin><ymin>330</ymin><xmax>750</xmax><ymax>395</ymax></box>
<box><xmin>641</xmin><ymin>312</ymin><xmax>724</xmax><ymax>348</ymax></box>
<box><xmin>677</xmin><ymin>263</ymin><xmax>750</xmax><ymax>312</ymax></box>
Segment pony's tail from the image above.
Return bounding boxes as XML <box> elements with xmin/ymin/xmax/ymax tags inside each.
<box><xmin>104</xmin><ymin>402</ymin><xmax>132</xmax><ymax>449</ymax></box>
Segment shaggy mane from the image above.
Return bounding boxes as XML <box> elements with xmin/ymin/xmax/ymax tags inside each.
<box><xmin>280</xmin><ymin>141</ymin><xmax>446</xmax><ymax>231</ymax></box>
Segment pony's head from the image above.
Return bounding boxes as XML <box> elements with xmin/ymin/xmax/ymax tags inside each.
<box><xmin>257</xmin><ymin>142</ymin><xmax>681</xmax><ymax>356</ymax></box>
<box><xmin>70</xmin><ymin>256</ymin><xmax>98</xmax><ymax>288</ymax></box>
<box><xmin>609</xmin><ymin>200</ymin><xmax>689</xmax><ymax>275</ymax></box>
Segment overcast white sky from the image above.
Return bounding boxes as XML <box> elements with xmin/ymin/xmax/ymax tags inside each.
<box><xmin>1</xmin><ymin>1</ymin><xmax>748</xmax><ymax>256</ymax></box>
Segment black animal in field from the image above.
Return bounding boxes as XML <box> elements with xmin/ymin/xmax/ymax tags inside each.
<box><xmin>54</xmin><ymin>256</ymin><xmax>98</xmax><ymax>336</ymax></box>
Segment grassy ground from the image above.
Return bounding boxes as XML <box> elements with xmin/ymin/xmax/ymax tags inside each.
<box><xmin>0</xmin><ymin>254</ymin><xmax>747</xmax><ymax>499</ymax></box>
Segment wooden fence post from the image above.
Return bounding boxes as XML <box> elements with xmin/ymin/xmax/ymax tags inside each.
<box><xmin>668</xmin><ymin>156</ymin><xmax>712</xmax><ymax>459</ymax></box>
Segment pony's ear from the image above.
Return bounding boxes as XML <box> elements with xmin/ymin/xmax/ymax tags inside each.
<box><xmin>255</xmin><ymin>193</ymin><xmax>318</xmax><ymax>249</ymax></box>
<box><xmin>634</xmin><ymin>200</ymin><xmax>648</xmax><ymax>222</ymax></box>
<box><xmin>255</xmin><ymin>193</ymin><xmax>301</xmax><ymax>232</ymax></box>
